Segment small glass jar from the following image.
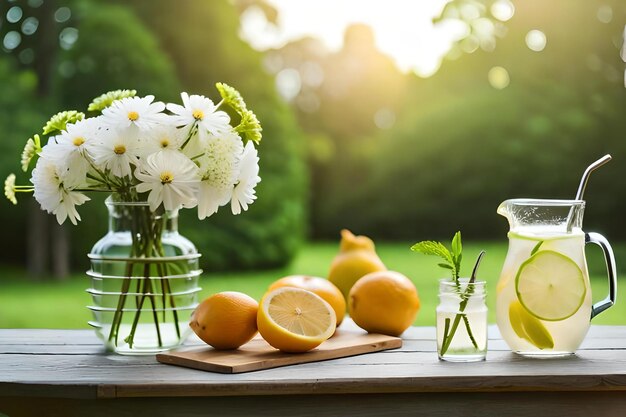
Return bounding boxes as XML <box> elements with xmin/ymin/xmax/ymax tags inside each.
<box><xmin>436</xmin><ymin>278</ymin><xmax>488</xmax><ymax>362</ymax></box>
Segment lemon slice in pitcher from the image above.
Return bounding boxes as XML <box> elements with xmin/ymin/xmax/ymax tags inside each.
<box><xmin>509</xmin><ymin>300</ymin><xmax>554</xmax><ymax>349</ymax></box>
<box><xmin>515</xmin><ymin>250</ymin><xmax>586</xmax><ymax>321</ymax></box>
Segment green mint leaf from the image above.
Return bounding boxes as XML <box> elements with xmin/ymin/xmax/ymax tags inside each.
<box><xmin>411</xmin><ymin>240</ymin><xmax>455</xmax><ymax>276</ymax></box>
<box><xmin>411</xmin><ymin>241</ymin><xmax>454</xmax><ymax>263</ymax></box>
<box><xmin>451</xmin><ymin>231</ymin><xmax>462</xmax><ymax>279</ymax></box>
<box><xmin>452</xmin><ymin>231</ymin><xmax>462</xmax><ymax>257</ymax></box>
<box><xmin>531</xmin><ymin>241</ymin><xmax>544</xmax><ymax>256</ymax></box>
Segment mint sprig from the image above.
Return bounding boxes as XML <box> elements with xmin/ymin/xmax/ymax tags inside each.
<box><xmin>411</xmin><ymin>231</ymin><xmax>486</xmax><ymax>358</ymax></box>
<box><xmin>411</xmin><ymin>231</ymin><xmax>463</xmax><ymax>280</ymax></box>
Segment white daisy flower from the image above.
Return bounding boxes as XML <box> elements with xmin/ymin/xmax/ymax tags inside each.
<box><xmin>92</xmin><ymin>129</ymin><xmax>141</xmax><ymax>178</ymax></box>
<box><xmin>134</xmin><ymin>151</ymin><xmax>200</xmax><ymax>211</ymax></box>
<box><xmin>140</xmin><ymin>124</ymin><xmax>186</xmax><ymax>157</ymax></box>
<box><xmin>231</xmin><ymin>141</ymin><xmax>261</xmax><ymax>215</ymax></box>
<box><xmin>167</xmin><ymin>92</ymin><xmax>231</xmax><ymax>140</ymax></box>
<box><xmin>101</xmin><ymin>95</ymin><xmax>167</xmax><ymax>132</ymax></box>
<box><xmin>44</xmin><ymin>118</ymin><xmax>103</xmax><ymax>188</ymax></box>
<box><xmin>196</xmin><ymin>132</ymin><xmax>243</xmax><ymax>219</ymax></box>
<box><xmin>31</xmin><ymin>157</ymin><xmax>90</xmax><ymax>225</ymax></box>
<box><xmin>196</xmin><ymin>182</ymin><xmax>229</xmax><ymax>219</ymax></box>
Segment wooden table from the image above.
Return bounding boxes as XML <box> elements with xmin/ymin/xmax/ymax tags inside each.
<box><xmin>2</xmin><ymin>322</ymin><xmax>626</xmax><ymax>417</ymax></box>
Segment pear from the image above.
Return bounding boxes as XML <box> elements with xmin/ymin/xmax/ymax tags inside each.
<box><xmin>328</xmin><ymin>229</ymin><xmax>387</xmax><ymax>300</ymax></box>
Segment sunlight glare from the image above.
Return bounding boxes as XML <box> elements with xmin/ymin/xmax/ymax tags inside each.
<box><xmin>488</xmin><ymin>66</ymin><xmax>510</xmax><ymax>89</ymax></box>
<box><xmin>525</xmin><ymin>30</ymin><xmax>547</xmax><ymax>52</ymax></box>
<box><xmin>275</xmin><ymin>68</ymin><xmax>301</xmax><ymax>101</ymax></box>
<box><xmin>597</xmin><ymin>5</ymin><xmax>613</xmax><ymax>24</ymax></box>
<box><xmin>240</xmin><ymin>0</ymin><xmax>460</xmax><ymax>77</ymax></box>
<box><xmin>491</xmin><ymin>0</ymin><xmax>515</xmax><ymax>22</ymax></box>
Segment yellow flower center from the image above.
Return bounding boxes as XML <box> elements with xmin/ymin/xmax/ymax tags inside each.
<box><xmin>192</xmin><ymin>109</ymin><xmax>204</xmax><ymax>120</ymax></box>
<box><xmin>113</xmin><ymin>145</ymin><xmax>126</xmax><ymax>155</ymax></box>
<box><xmin>160</xmin><ymin>138</ymin><xmax>170</xmax><ymax>148</ymax></box>
<box><xmin>127</xmin><ymin>111</ymin><xmax>139</xmax><ymax>121</ymax></box>
<box><xmin>73</xmin><ymin>137</ymin><xmax>85</xmax><ymax>147</ymax></box>
<box><xmin>160</xmin><ymin>171</ymin><xmax>174</xmax><ymax>184</ymax></box>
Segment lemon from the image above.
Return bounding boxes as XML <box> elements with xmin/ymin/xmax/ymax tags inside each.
<box><xmin>257</xmin><ymin>287</ymin><xmax>336</xmax><ymax>353</ymax></box>
<box><xmin>268</xmin><ymin>275</ymin><xmax>346</xmax><ymax>326</ymax></box>
<box><xmin>515</xmin><ymin>250</ymin><xmax>586</xmax><ymax>321</ymax></box>
<box><xmin>509</xmin><ymin>300</ymin><xmax>554</xmax><ymax>349</ymax></box>
<box><xmin>189</xmin><ymin>291</ymin><xmax>259</xmax><ymax>350</ymax></box>
<box><xmin>349</xmin><ymin>271</ymin><xmax>420</xmax><ymax>337</ymax></box>
<box><xmin>328</xmin><ymin>229</ymin><xmax>386</xmax><ymax>300</ymax></box>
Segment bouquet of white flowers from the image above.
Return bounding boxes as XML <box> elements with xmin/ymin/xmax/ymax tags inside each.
<box><xmin>4</xmin><ymin>84</ymin><xmax>262</xmax><ymax>352</ymax></box>
<box><xmin>5</xmin><ymin>83</ymin><xmax>262</xmax><ymax>220</ymax></box>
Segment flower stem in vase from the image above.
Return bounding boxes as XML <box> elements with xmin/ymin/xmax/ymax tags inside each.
<box><xmin>157</xmin><ymin>262</ymin><xmax>181</xmax><ymax>339</ymax></box>
<box><xmin>144</xmin><ymin>265</ymin><xmax>163</xmax><ymax>347</ymax></box>
<box><xmin>125</xmin><ymin>271</ymin><xmax>148</xmax><ymax>348</ymax></box>
<box><xmin>108</xmin><ymin>261</ymin><xmax>134</xmax><ymax>345</ymax></box>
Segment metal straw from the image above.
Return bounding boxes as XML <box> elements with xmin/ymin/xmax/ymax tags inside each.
<box><xmin>566</xmin><ymin>154</ymin><xmax>612</xmax><ymax>232</ymax></box>
<box><xmin>574</xmin><ymin>154</ymin><xmax>612</xmax><ymax>201</ymax></box>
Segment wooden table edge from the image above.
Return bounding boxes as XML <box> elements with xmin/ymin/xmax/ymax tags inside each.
<box><xmin>3</xmin><ymin>375</ymin><xmax>626</xmax><ymax>400</ymax></box>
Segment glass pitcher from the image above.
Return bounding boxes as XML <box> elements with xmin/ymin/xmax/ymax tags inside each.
<box><xmin>496</xmin><ymin>199</ymin><xmax>617</xmax><ymax>356</ymax></box>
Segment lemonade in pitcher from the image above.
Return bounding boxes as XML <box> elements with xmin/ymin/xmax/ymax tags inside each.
<box><xmin>496</xmin><ymin>199</ymin><xmax>616</xmax><ymax>356</ymax></box>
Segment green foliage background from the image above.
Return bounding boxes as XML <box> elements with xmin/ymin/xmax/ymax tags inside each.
<box><xmin>0</xmin><ymin>0</ymin><xmax>307</xmax><ymax>272</ymax></box>
<box><xmin>1</xmin><ymin>0</ymin><xmax>625</xmax><ymax>275</ymax></box>
<box><xmin>300</xmin><ymin>0</ymin><xmax>626</xmax><ymax>243</ymax></box>
<box><xmin>0</xmin><ymin>60</ymin><xmax>48</xmax><ymax>263</ymax></box>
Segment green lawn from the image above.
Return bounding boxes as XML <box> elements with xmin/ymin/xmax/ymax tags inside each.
<box><xmin>0</xmin><ymin>241</ymin><xmax>624</xmax><ymax>328</ymax></box>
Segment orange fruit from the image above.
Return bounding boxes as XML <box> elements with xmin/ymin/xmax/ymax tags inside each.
<box><xmin>349</xmin><ymin>271</ymin><xmax>420</xmax><ymax>337</ymax></box>
<box><xmin>189</xmin><ymin>291</ymin><xmax>258</xmax><ymax>350</ymax></box>
<box><xmin>257</xmin><ymin>287</ymin><xmax>336</xmax><ymax>353</ymax></box>
<box><xmin>328</xmin><ymin>229</ymin><xmax>386</xmax><ymax>300</ymax></box>
<box><xmin>268</xmin><ymin>275</ymin><xmax>346</xmax><ymax>326</ymax></box>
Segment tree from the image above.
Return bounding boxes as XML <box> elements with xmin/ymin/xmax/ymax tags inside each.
<box><xmin>0</xmin><ymin>0</ymin><xmax>182</xmax><ymax>272</ymax></box>
<box><xmin>1</xmin><ymin>0</ymin><xmax>78</xmax><ymax>278</ymax></box>
<box><xmin>317</xmin><ymin>0</ymin><xmax>626</xmax><ymax>240</ymax></box>
<box><xmin>262</xmin><ymin>24</ymin><xmax>410</xmax><ymax>238</ymax></box>
<box><xmin>119</xmin><ymin>0</ymin><xmax>308</xmax><ymax>270</ymax></box>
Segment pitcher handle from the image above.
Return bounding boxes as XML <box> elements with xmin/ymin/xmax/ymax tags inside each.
<box><xmin>586</xmin><ymin>232</ymin><xmax>617</xmax><ymax>319</ymax></box>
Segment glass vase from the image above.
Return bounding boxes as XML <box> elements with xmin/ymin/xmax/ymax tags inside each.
<box><xmin>86</xmin><ymin>197</ymin><xmax>202</xmax><ymax>355</ymax></box>
<box><xmin>436</xmin><ymin>278</ymin><xmax>488</xmax><ymax>362</ymax></box>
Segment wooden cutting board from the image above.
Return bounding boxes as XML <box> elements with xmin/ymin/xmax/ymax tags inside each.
<box><xmin>156</xmin><ymin>328</ymin><xmax>402</xmax><ymax>374</ymax></box>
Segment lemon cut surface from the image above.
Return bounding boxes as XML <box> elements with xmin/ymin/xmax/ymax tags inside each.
<box><xmin>515</xmin><ymin>250</ymin><xmax>586</xmax><ymax>321</ymax></box>
<box><xmin>257</xmin><ymin>287</ymin><xmax>336</xmax><ymax>353</ymax></box>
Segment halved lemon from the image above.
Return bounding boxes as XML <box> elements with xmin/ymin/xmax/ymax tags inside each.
<box><xmin>509</xmin><ymin>300</ymin><xmax>554</xmax><ymax>350</ymax></box>
<box><xmin>515</xmin><ymin>250</ymin><xmax>586</xmax><ymax>321</ymax></box>
<box><xmin>257</xmin><ymin>287</ymin><xmax>336</xmax><ymax>353</ymax></box>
